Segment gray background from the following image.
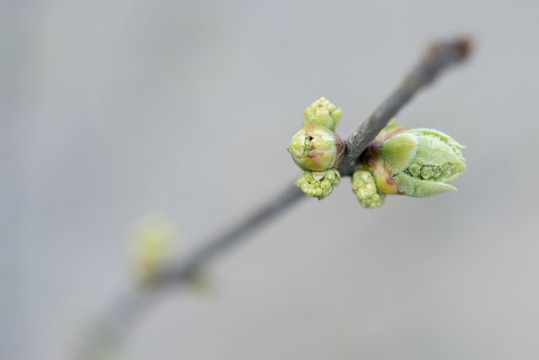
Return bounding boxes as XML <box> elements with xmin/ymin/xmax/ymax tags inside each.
<box><xmin>3</xmin><ymin>0</ymin><xmax>539</xmax><ymax>359</ymax></box>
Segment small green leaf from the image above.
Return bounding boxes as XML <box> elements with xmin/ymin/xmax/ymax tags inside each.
<box><xmin>381</xmin><ymin>133</ymin><xmax>419</xmax><ymax>174</ymax></box>
<box><xmin>393</xmin><ymin>172</ymin><xmax>457</xmax><ymax>197</ymax></box>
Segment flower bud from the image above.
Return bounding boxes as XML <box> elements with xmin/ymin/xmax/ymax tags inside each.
<box><xmin>379</xmin><ymin>128</ymin><xmax>466</xmax><ymax>197</ymax></box>
<box><xmin>296</xmin><ymin>169</ymin><xmax>341</xmax><ymax>200</ymax></box>
<box><xmin>352</xmin><ymin>169</ymin><xmax>385</xmax><ymax>208</ymax></box>
<box><xmin>288</xmin><ymin>124</ymin><xmax>345</xmax><ymax>171</ymax></box>
<box><xmin>303</xmin><ymin>97</ymin><xmax>342</xmax><ymax>131</ymax></box>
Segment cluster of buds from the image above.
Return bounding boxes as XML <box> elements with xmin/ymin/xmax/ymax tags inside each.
<box><xmin>289</xmin><ymin>99</ymin><xmax>466</xmax><ymax>205</ymax></box>
<box><xmin>352</xmin><ymin>169</ymin><xmax>385</xmax><ymax>209</ymax></box>
<box><xmin>353</xmin><ymin>121</ymin><xmax>466</xmax><ymax>208</ymax></box>
<box><xmin>303</xmin><ymin>97</ymin><xmax>342</xmax><ymax>131</ymax></box>
<box><xmin>288</xmin><ymin>98</ymin><xmax>344</xmax><ymax>199</ymax></box>
<box><xmin>296</xmin><ymin>169</ymin><xmax>341</xmax><ymax>199</ymax></box>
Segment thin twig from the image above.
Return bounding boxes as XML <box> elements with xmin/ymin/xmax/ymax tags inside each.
<box><xmin>338</xmin><ymin>35</ymin><xmax>472</xmax><ymax>176</ymax></box>
<box><xmin>159</xmin><ymin>35</ymin><xmax>472</xmax><ymax>287</ymax></box>
<box><xmin>157</xmin><ymin>35</ymin><xmax>472</xmax><ymax>286</ymax></box>
<box><xmin>158</xmin><ymin>183</ymin><xmax>305</xmax><ymax>286</ymax></box>
<box><xmin>78</xmin><ymin>35</ymin><xmax>473</xmax><ymax>359</ymax></box>
<box><xmin>77</xmin><ymin>185</ymin><xmax>305</xmax><ymax>360</ymax></box>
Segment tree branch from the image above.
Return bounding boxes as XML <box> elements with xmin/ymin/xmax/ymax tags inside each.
<box><xmin>158</xmin><ymin>35</ymin><xmax>472</xmax><ymax>286</ymax></box>
<box><xmin>157</xmin><ymin>184</ymin><xmax>305</xmax><ymax>287</ymax></box>
<box><xmin>158</xmin><ymin>35</ymin><xmax>472</xmax><ymax>287</ymax></box>
<box><xmin>78</xmin><ymin>35</ymin><xmax>473</xmax><ymax>359</ymax></box>
<box><xmin>338</xmin><ymin>35</ymin><xmax>472</xmax><ymax>176</ymax></box>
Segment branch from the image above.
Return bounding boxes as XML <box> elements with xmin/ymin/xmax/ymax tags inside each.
<box><xmin>157</xmin><ymin>184</ymin><xmax>305</xmax><ymax>287</ymax></box>
<box><xmin>158</xmin><ymin>36</ymin><xmax>472</xmax><ymax>287</ymax></box>
<box><xmin>338</xmin><ymin>36</ymin><xmax>472</xmax><ymax>176</ymax></box>
<box><xmin>159</xmin><ymin>35</ymin><xmax>472</xmax><ymax>286</ymax></box>
<box><xmin>78</xmin><ymin>35</ymin><xmax>473</xmax><ymax>359</ymax></box>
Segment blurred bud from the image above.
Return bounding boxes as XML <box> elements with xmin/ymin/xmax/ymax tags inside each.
<box><xmin>352</xmin><ymin>169</ymin><xmax>385</xmax><ymax>208</ymax></box>
<box><xmin>289</xmin><ymin>124</ymin><xmax>345</xmax><ymax>171</ymax></box>
<box><xmin>303</xmin><ymin>97</ymin><xmax>342</xmax><ymax>130</ymax></box>
<box><xmin>296</xmin><ymin>168</ymin><xmax>341</xmax><ymax>200</ymax></box>
<box><xmin>183</xmin><ymin>267</ymin><xmax>214</xmax><ymax>297</ymax></box>
<box><xmin>131</xmin><ymin>217</ymin><xmax>176</xmax><ymax>285</ymax></box>
<box><xmin>380</xmin><ymin>128</ymin><xmax>466</xmax><ymax>197</ymax></box>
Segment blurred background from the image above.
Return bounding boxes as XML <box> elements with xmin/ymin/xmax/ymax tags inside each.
<box><xmin>3</xmin><ymin>0</ymin><xmax>539</xmax><ymax>359</ymax></box>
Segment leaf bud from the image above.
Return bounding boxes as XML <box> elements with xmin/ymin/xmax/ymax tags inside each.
<box><xmin>379</xmin><ymin>128</ymin><xmax>466</xmax><ymax>197</ymax></box>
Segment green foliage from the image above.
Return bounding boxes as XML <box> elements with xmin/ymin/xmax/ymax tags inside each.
<box><xmin>353</xmin><ymin>124</ymin><xmax>466</xmax><ymax>208</ymax></box>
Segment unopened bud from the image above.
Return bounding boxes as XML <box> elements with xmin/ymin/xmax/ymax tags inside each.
<box><xmin>296</xmin><ymin>169</ymin><xmax>341</xmax><ymax>200</ymax></box>
<box><xmin>352</xmin><ymin>169</ymin><xmax>385</xmax><ymax>208</ymax></box>
<box><xmin>303</xmin><ymin>97</ymin><xmax>342</xmax><ymax>131</ymax></box>
<box><xmin>288</xmin><ymin>124</ymin><xmax>345</xmax><ymax>171</ymax></box>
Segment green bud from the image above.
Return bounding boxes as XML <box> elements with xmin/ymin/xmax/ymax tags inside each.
<box><xmin>288</xmin><ymin>124</ymin><xmax>345</xmax><ymax>171</ymax></box>
<box><xmin>352</xmin><ymin>169</ymin><xmax>385</xmax><ymax>208</ymax></box>
<box><xmin>131</xmin><ymin>217</ymin><xmax>176</xmax><ymax>285</ymax></box>
<box><xmin>380</xmin><ymin>128</ymin><xmax>466</xmax><ymax>197</ymax></box>
<box><xmin>296</xmin><ymin>169</ymin><xmax>341</xmax><ymax>200</ymax></box>
<box><xmin>303</xmin><ymin>97</ymin><xmax>342</xmax><ymax>131</ymax></box>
